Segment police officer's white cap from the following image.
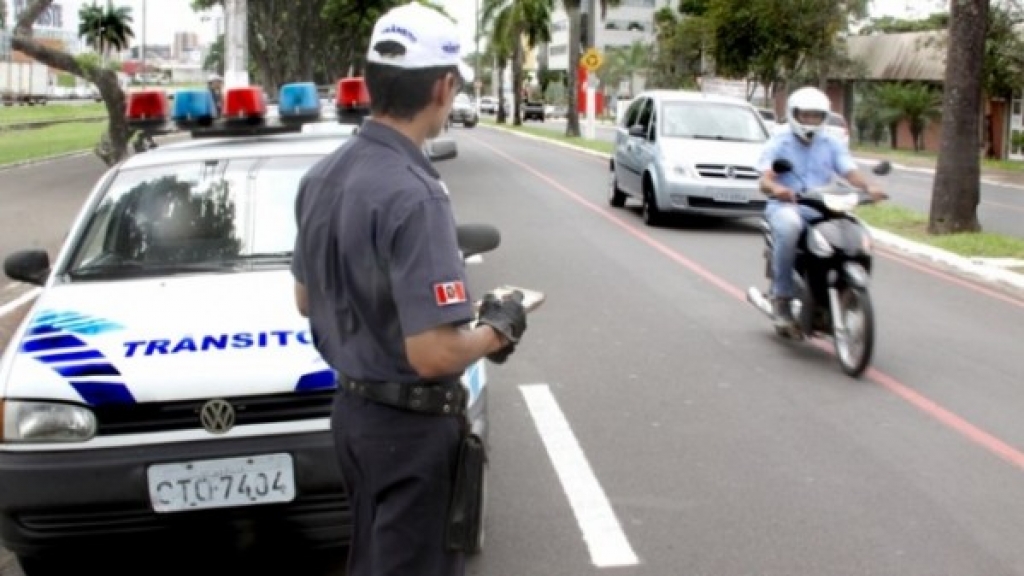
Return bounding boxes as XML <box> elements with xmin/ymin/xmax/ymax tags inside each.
<box><xmin>367</xmin><ymin>2</ymin><xmax>473</xmax><ymax>82</ymax></box>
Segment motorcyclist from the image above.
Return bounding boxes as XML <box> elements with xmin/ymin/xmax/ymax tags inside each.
<box><xmin>757</xmin><ymin>86</ymin><xmax>886</xmax><ymax>333</ymax></box>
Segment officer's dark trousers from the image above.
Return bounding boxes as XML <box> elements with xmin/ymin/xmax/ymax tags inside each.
<box><xmin>331</xmin><ymin>388</ymin><xmax>466</xmax><ymax>576</ymax></box>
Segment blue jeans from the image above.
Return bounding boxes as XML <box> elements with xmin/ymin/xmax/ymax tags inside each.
<box><xmin>765</xmin><ymin>200</ymin><xmax>822</xmax><ymax>299</ymax></box>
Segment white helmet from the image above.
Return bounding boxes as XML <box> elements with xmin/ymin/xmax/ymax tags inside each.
<box><xmin>787</xmin><ymin>87</ymin><xmax>831</xmax><ymax>142</ymax></box>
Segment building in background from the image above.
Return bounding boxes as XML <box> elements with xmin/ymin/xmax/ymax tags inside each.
<box><xmin>544</xmin><ymin>0</ymin><xmax>670</xmax><ymax>72</ymax></box>
<box><xmin>173</xmin><ymin>30</ymin><xmax>198</xmax><ymax>62</ymax></box>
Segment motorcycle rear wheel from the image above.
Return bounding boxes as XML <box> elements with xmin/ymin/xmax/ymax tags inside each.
<box><xmin>833</xmin><ymin>287</ymin><xmax>874</xmax><ymax>378</ymax></box>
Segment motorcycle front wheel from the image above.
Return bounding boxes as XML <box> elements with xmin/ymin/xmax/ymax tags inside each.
<box><xmin>833</xmin><ymin>287</ymin><xmax>875</xmax><ymax>378</ymax></box>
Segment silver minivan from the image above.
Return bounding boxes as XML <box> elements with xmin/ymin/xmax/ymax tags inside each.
<box><xmin>608</xmin><ymin>90</ymin><xmax>772</xmax><ymax>225</ymax></box>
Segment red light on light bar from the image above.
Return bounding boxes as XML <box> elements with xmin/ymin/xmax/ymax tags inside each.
<box><xmin>223</xmin><ymin>87</ymin><xmax>267</xmax><ymax>119</ymax></box>
<box><xmin>126</xmin><ymin>90</ymin><xmax>169</xmax><ymax>121</ymax></box>
<box><xmin>337</xmin><ymin>77</ymin><xmax>370</xmax><ymax>109</ymax></box>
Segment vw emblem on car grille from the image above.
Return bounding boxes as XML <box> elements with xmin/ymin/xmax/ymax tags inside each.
<box><xmin>200</xmin><ymin>399</ymin><xmax>236</xmax><ymax>434</ymax></box>
<box><xmin>724</xmin><ymin>165</ymin><xmax>737</xmax><ymax>179</ymax></box>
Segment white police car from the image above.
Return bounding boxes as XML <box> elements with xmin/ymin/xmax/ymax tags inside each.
<box><xmin>0</xmin><ymin>80</ymin><xmax>490</xmax><ymax>574</ymax></box>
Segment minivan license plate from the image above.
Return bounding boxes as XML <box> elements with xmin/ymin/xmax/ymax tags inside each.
<box><xmin>148</xmin><ymin>453</ymin><xmax>296</xmax><ymax>513</ymax></box>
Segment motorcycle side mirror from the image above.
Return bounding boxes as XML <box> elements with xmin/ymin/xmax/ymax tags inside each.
<box><xmin>456</xmin><ymin>224</ymin><xmax>501</xmax><ymax>259</ymax></box>
<box><xmin>771</xmin><ymin>159</ymin><xmax>794</xmax><ymax>174</ymax></box>
<box><xmin>872</xmin><ymin>161</ymin><xmax>892</xmax><ymax>176</ymax></box>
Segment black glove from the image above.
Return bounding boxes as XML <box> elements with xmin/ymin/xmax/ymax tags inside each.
<box><xmin>478</xmin><ymin>290</ymin><xmax>528</xmax><ymax>364</ymax></box>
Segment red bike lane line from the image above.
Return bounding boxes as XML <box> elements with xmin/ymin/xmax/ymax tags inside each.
<box><xmin>469</xmin><ymin>133</ymin><xmax>1024</xmax><ymax>474</ymax></box>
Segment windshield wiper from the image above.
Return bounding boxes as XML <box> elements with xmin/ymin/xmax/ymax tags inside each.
<box><xmin>68</xmin><ymin>260</ymin><xmax>237</xmax><ymax>280</ymax></box>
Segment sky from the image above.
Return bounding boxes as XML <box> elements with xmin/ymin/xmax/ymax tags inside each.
<box><xmin>13</xmin><ymin>0</ymin><xmax>945</xmax><ymax>54</ymax></box>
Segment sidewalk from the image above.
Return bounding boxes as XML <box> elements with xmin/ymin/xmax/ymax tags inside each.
<box><xmin>850</xmin><ymin>148</ymin><xmax>1024</xmax><ymax>189</ymax></box>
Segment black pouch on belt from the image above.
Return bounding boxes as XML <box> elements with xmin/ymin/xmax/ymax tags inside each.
<box><xmin>444</xmin><ymin>432</ymin><xmax>486</xmax><ymax>553</ymax></box>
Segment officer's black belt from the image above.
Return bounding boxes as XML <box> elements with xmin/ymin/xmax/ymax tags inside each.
<box><xmin>341</xmin><ymin>378</ymin><xmax>467</xmax><ymax>416</ymax></box>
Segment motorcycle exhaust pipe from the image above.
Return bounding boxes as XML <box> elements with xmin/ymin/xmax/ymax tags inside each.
<box><xmin>746</xmin><ymin>287</ymin><xmax>775</xmax><ymax>319</ymax></box>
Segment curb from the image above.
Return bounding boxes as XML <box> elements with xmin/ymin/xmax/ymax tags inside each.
<box><xmin>480</xmin><ymin>123</ymin><xmax>1024</xmax><ymax>292</ymax></box>
<box><xmin>0</xmin><ymin>149</ymin><xmax>93</xmax><ymax>171</ymax></box>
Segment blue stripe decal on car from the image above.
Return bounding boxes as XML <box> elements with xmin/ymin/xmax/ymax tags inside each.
<box><xmin>70</xmin><ymin>382</ymin><xmax>136</xmax><ymax>405</ymax></box>
<box><xmin>21</xmin><ymin>334</ymin><xmax>87</xmax><ymax>353</ymax></box>
<box><xmin>22</xmin><ymin>310</ymin><xmax>133</xmax><ymax>405</ymax></box>
<box><xmin>296</xmin><ymin>369</ymin><xmax>337</xmax><ymax>391</ymax></box>
<box><xmin>55</xmin><ymin>363</ymin><xmax>122</xmax><ymax>378</ymax></box>
<box><xmin>36</xmin><ymin>350</ymin><xmax>106</xmax><ymax>364</ymax></box>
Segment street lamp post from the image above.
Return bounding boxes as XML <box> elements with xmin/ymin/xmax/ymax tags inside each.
<box><xmin>140</xmin><ymin>0</ymin><xmax>146</xmax><ymax>88</ymax></box>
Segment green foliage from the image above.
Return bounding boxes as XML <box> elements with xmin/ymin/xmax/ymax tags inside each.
<box><xmin>78</xmin><ymin>1</ymin><xmax>135</xmax><ymax>55</ymax></box>
<box><xmin>857</xmin><ymin>12</ymin><xmax>948</xmax><ymax>35</ymax></box>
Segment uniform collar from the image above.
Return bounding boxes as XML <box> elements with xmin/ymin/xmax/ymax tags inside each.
<box><xmin>358</xmin><ymin>119</ymin><xmax>440</xmax><ymax>178</ymax></box>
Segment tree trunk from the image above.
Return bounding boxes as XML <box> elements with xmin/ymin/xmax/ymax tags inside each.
<box><xmin>929</xmin><ymin>0</ymin><xmax>988</xmax><ymax>234</ymax></box>
<box><xmin>512</xmin><ymin>25</ymin><xmax>523</xmax><ymax>127</ymax></box>
<box><xmin>497</xmin><ymin>63</ymin><xmax>507</xmax><ymax>124</ymax></box>
<box><xmin>565</xmin><ymin>5</ymin><xmax>581</xmax><ymax>138</ymax></box>
<box><xmin>12</xmin><ymin>33</ymin><xmax>129</xmax><ymax>166</ymax></box>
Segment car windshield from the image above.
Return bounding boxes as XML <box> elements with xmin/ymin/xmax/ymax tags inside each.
<box><xmin>661</xmin><ymin>102</ymin><xmax>768</xmax><ymax>142</ymax></box>
<box><xmin>64</xmin><ymin>155</ymin><xmax>322</xmax><ymax>280</ymax></box>
<box><xmin>455</xmin><ymin>94</ymin><xmax>471</xmax><ymax>106</ymax></box>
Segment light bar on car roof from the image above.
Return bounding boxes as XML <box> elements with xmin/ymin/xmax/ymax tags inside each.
<box><xmin>126</xmin><ymin>89</ymin><xmax>171</xmax><ymax>131</ymax></box>
<box><xmin>171</xmin><ymin>88</ymin><xmax>218</xmax><ymax>129</ymax></box>
<box><xmin>336</xmin><ymin>77</ymin><xmax>370</xmax><ymax>126</ymax></box>
<box><xmin>223</xmin><ymin>86</ymin><xmax>268</xmax><ymax>124</ymax></box>
<box><xmin>278</xmin><ymin>82</ymin><xmax>322</xmax><ymax>125</ymax></box>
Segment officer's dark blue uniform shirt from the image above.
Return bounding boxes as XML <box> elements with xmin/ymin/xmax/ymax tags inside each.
<box><xmin>291</xmin><ymin>120</ymin><xmax>474</xmax><ymax>384</ymax></box>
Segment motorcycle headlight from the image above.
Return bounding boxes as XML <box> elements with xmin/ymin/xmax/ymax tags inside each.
<box><xmin>808</xmin><ymin>228</ymin><xmax>835</xmax><ymax>258</ymax></box>
<box><xmin>822</xmin><ymin>192</ymin><xmax>859</xmax><ymax>213</ymax></box>
<box><xmin>2</xmin><ymin>400</ymin><xmax>98</xmax><ymax>443</ymax></box>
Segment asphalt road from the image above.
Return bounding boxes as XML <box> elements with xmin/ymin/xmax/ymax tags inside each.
<box><xmin>2</xmin><ymin>127</ymin><xmax>1024</xmax><ymax>574</ymax></box>
<box><xmin>529</xmin><ymin>118</ymin><xmax>1024</xmax><ymax>240</ymax></box>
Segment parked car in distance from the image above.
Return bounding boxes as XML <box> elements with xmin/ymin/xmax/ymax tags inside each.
<box><xmin>522</xmin><ymin>100</ymin><xmax>545</xmax><ymax>122</ymax></box>
<box><xmin>479</xmin><ymin>96</ymin><xmax>498</xmax><ymax>114</ymax></box>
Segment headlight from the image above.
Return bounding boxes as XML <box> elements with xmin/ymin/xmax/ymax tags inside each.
<box><xmin>2</xmin><ymin>400</ymin><xmax>98</xmax><ymax>442</ymax></box>
<box><xmin>808</xmin><ymin>229</ymin><xmax>835</xmax><ymax>258</ymax></box>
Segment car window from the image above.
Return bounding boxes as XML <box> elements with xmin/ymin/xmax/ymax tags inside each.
<box><xmin>637</xmin><ymin>98</ymin><xmax>653</xmax><ymax>132</ymax></box>
<box><xmin>64</xmin><ymin>155</ymin><xmax>322</xmax><ymax>279</ymax></box>
<box><xmin>660</xmin><ymin>102</ymin><xmax>768</xmax><ymax>142</ymax></box>
<box><xmin>623</xmin><ymin>98</ymin><xmax>642</xmax><ymax>128</ymax></box>
<box><xmin>759</xmin><ymin>109</ymin><xmax>776</xmax><ymax>122</ymax></box>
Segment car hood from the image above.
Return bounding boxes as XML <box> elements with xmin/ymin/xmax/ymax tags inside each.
<box><xmin>1</xmin><ymin>271</ymin><xmax>334</xmax><ymax>406</ymax></box>
<box><xmin>658</xmin><ymin>138</ymin><xmax>766</xmax><ymax>169</ymax></box>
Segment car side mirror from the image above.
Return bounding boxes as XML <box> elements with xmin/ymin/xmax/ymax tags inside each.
<box><xmin>4</xmin><ymin>249</ymin><xmax>51</xmax><ymax>286</ymax></box>
<box><xmin>426</xmin><ymin>138</ymin><xmax>458</xmax><ymax>162</ymax></box>
<box><xmin>771</xmin><ymin>159</ymin><xmax>794</xmax><ymax>174</ymax></box>
<box><xmin>628</xmin><ymin>124</ymin><xmax>647</xmax><ymax>138</ymax></box>
<box><xmin>456</xmin><ymin>224</ymin><xmax>500</xmax><ymax>259</ymax></box>
<box><xmin>872</xmin><ymin>161</ymin><xmax>892</xmax><ymax>176</ymax></box>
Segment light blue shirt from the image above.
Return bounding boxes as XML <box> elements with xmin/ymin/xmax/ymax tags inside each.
<box><xmin>758</xmin><ymin>130</ymin><xmax>857</xmax><ymax>194</ymax></box>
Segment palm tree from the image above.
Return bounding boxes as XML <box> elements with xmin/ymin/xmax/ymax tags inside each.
<box><xmin>483</xmin><ymin>0</ymin><xmax>554</xmax><ymax>126</ymax></box>
<box><xmin>78</xmin><ymin>1</ymin><xmax>135</xmax><ymax>65</ymax></box>
<box><xmin>562</xmin><ymin>0</ymin><xmax>619</xmax><ymax>136</ymax></box>
<box><xmin>485</xmin><ymin>8</ymin><xmax>514</xmax><ymax>123</ymax></box>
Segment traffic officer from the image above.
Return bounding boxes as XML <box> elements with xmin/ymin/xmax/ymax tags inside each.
<box><xmin>290</xmin><ymin>3</ymin><xmax>529</xmax><ymax>576</ymax></box>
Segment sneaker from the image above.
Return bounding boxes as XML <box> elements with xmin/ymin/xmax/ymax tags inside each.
<box><xmin>772</xmin><ymin>297</ymin><xmax>797</xmax><ymax>332</ymax></box>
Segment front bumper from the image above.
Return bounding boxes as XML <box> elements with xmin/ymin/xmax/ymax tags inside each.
<box><xmin>450</xmin><ymin>109</ymin><xmax>478</xmax><ymax>122</ymax></box>
<box><xmin>659</xmin><ymin>178</ymin><xmax>766</xmax><ymax>217</ymax></box>
<box><xmin>0</xmin><ymin>430</ymin><xmax>349</xmax><ymax>557</ymax></box>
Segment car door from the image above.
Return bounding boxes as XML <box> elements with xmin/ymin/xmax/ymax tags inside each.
<box><xmin>635</xmin><ymin>102</ymin><xmax>658</xmax><ymax>190</ymax></box>
<box><xmin>616</xmin><ymin>97</ymin><xmax>649</xmax><ymax>196</ymax></box>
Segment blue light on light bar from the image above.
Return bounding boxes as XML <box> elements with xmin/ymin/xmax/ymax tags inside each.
<box><xmin>278</xmin><ymin>82</ymin><xmax>321</xmax><ymax>124</ymax></box>
<box><xmin>172</xmin><ymin>89</ymin><xmax>217</xmax><ymax>126</ymax></box>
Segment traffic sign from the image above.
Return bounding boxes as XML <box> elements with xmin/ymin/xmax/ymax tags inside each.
<box><xmin>580</xmin><ymin>48</ymin><xmax>603</xmax><ymax>73</ymax></box>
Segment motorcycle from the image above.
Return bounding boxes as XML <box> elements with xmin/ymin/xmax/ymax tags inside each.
<box><xmin>746</xmin><ymin>159</ymin><xmax>891</xmax><ymax>378</ymax></box>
